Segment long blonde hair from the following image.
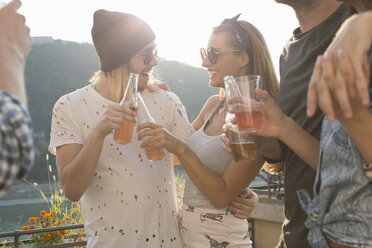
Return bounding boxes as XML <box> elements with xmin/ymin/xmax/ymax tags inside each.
<box><xmin>213</xmin><ymin>20</ymin><xmax>279</xmax><ymax>102</ymax></box>
<box><xmin>90</xmin><ymin>65</ymin><xmax>158</xmax><ymax>103</ymax></box>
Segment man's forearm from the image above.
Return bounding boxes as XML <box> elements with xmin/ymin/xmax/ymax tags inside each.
<box><xmin>279</xmin><ymin>117</ymin><xmax>319</xmax><ymax>170</ymax></box>
<box><xmin>0</xmin><ymin>43</ymin><xmax>27</xmax><ymax>105</ymax></box>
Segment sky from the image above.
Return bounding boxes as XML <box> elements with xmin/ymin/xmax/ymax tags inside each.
<box><xmin>7</xmin><ymin>0</ymin><xmax>299</xmax><ymax>73</ymax></box>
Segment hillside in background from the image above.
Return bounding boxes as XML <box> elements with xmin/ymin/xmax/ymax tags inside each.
<box><xmin>24</xmin><ymin>38</ymin><xmax>217</xmax><ymax>182</ymax></box>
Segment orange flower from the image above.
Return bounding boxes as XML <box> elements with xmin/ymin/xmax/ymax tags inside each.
<box><xmin>29</xmin><ymin>226</ymin><xmax>35</xmax><ymax>229</ymax></box>
<box><xmin>40</xmin><ymin>210</ymin><xmax>47</xmax><ymax>216</ymax></box>
<box><xmin>21</xmin><ymin>226</ymin><xmax>30</xmax><ymax>230</ymax></box>
<box><xmin>28</xmin><ymin>217</ymin><xmax>37</xmax><ymax>222</ymax></box>
<box><xmin>44</xmin><ymin>214</ymin><xmax>52</xmax><ymax>220</ymax></box>
<box><xmin>58</xmin><ymin>230</ymin><xmax>67</xmax><ymax>236</ymax></box>
<box><xmin>56</xmin><ymin>220</ymin><xmax>62</xmax><ymax>225</ymax></box>
<box><xmin>62</xmin><ymin>216</ymin><xmax>70</xmax><ymax>221</ymax></box>
<box><xmin>43</xmin><ymin>233</ymin><xmax>52</xmax><ymax>241</ymax></box>
<box><xmin>36</xmin><ymin>217</ymin><xmax>40</xmax><ymax>222</ymax></box>
<box><xmin>50</xmin><ymin>210</ymin><xmax>57</xmax><ymax>216</ymax></box>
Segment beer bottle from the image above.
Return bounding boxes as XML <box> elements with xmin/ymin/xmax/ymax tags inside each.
<box><xmin>136</xmin><ymin>92</ymin><xmax>165</xmax><ymax>161</ymax></box>
<box><xmin>113</xmin><ymin>73</ymin><xmax>139</xmax><ymax>144</ymax></box>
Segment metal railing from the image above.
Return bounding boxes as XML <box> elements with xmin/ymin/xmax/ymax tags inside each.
<box><xmin>0</xmin><ymin>224</ymin><xmax>86</xmax><ymax>248</ymax></box>
<box><xmin>251</xmin><ymin>171</ymin><xmax>284</xmax><ymax>200</ymax></box>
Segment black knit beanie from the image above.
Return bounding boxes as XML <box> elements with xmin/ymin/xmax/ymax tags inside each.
<box><xmin>91</xmin><ymin>9</ymin><xmax>156</xmax><ymax>72</ymax></box>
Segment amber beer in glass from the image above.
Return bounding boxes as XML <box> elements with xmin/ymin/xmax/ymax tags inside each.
<box><xmin>230</xmin><ymin>141</ymin><xmax>257</xmax><ymax>161</ymax></box>
<box><xmin>114</xmin><ymin>73</ymin><xmax>139</xmax><ymax>144</ymax></box>
<box><xmin>234</xmin><ymin>75</ymin><xmax>263</xmax><ymax>133</ymax></box>
<box><xmin>225</xmin><ymin>112</ymin><xmax>257</xmax><ymax>161</ymax></box>
<box><xmin>136</xmin><ymin>93</ymin><xmax>165</xmax><ymax>161</ymax></box>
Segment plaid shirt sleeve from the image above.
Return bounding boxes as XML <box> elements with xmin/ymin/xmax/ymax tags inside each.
<box><xmin>0</xmin><ymin>90</ymin><xmax>34</xmax><ymax>197</ymax></box>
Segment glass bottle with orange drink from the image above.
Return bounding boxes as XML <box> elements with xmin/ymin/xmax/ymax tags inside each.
<box><xmin>136</xmin><ymin>92</ymin><xmax>165</xmax><ymax>161</ymax></box>
<box><xmin>113</xmin><ymin>73</ymin><xmax>139</xmax><ymax>144</ymax></box>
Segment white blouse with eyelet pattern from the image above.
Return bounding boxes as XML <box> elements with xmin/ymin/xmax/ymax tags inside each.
<box><xmin>49</xmin><ymin>85</ymin><xmax>193</xmax><ymax>248</ymax></box>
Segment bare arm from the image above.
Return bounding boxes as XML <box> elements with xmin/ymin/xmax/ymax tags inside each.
<box><xmin>307</xmin><ymin>11</ymin><xmax>372</xmax><ymax>120</ymax></box>
<box><xmin>56</xmin><ymin>130</ymin><xmax>105</xmax><ymax>202</ymax></box>
<box><xmin>191</xmin><ymin>95</ymin><xmax>220</xmax><ymax>131</ymax></box>
<box><xmin>54</xmin><ymin>102</ymin><xmax>136</xmax><ymax>201</ymax></box>
<box><xmin>176</xmin><ymin>143</ymin><xmax>263</xmax><ymax>208</ymax></box>
<box><xmin>138</xmin><ymin>122</ymin><xmax>263</xmax><ymax>208</ymax></box>
<box><xmin>254</xmin><ymin>90</ymin><xmax>319</xmax><ymax>170</ymax></box>
<box><xmin>276</xmin><ymin>117</ymin><xmax>319</xmax><ymax>170</ymax></box>
<box><xmin>335</xmin><ymin>59</ymin><xmax>372</xmax><ymax>163</ymax></box>
<box><xmin>338</xmin><ymin>105</ymin><xmax>372</xmax><ymax>163</ymax></box>
<box><xmin>172</xmin><ymin>95</ymin><xmax>261</xmax><ymax>211</ymax></box>
<box><xmin>228</xmin><ymin>189</ymin><xmax>258</xmax><ymax>219</ymax></box>
<box><xmin>0</xmin><ymin>0</ymin><xmax>32</xmax><ymax>105</ymax></box>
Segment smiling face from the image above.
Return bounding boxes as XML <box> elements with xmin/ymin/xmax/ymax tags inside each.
<box><xmin>202</xmin><ymin>32</ymin><xmax>249</xmax><ymax>88</ymax></box>
<box><xmin>129</xmin><ymin>40</ymin><xmax>158</xmax><ymax>91</ymax></box>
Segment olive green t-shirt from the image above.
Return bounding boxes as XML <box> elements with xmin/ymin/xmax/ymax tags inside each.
<box><xmin>276</xmin><ymin>4</ymin><xmax>356</xmax><ymax>248</ymax></box>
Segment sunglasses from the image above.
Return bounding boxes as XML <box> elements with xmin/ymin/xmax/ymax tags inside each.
<box><xmin>136</xmin><ymin>48</ymin><xmax>158</xmax><ymax>65</ymax></box>
<box><xmin>200</xmin><ymin>47</ymin><xmax>241</xmax><ymax>64</ymax></box>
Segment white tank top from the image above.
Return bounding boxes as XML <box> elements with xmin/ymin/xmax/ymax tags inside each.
<box><xmin>183</xmin><ymin>103</ymin><xmax>232</xmax><ymax>209</ymax></box>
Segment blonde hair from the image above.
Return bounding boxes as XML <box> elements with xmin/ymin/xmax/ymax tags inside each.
<box><xmin>90</xmin><ymin>65</ymin><xmax>158</xmax><ymax>103</ymax></box>
<box><xmin>213</xmin><ymin>20</ymin><xmax>279</xmax><ymax>102</ymax></box>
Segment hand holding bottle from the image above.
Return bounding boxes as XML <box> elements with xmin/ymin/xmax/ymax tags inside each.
<box><xmin>137</xmin><ymin>122</ymin><xmax>185</xmax><ymax>157</ymax></box>
<box><xmin>114</xmin><ymin>73</ymin><xmax>139</xmax><ymax>144</ymax></box>
<box><xmin>94</xmin><ymin>102</ymin><xmax>136</xmax><ymax>139</ymax></box>
<box><xmin>136</xmin><ymin>93</ymin><xmax>166</xmax><ymax>161</ymax></box>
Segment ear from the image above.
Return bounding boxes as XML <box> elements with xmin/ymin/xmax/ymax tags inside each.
<box><xmin>240</xmin><ymin>52</ymin><xmax>250</xmax><ymax>68</ymax></box>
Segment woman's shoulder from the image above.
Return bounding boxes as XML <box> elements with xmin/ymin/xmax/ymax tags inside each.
<box><xmin>192</xmin><ymin>95</ymin><xmax>220</xmax><ymax>130</ymax></box>
<box><xmin>202</xmin><ymin>95</ymin><xmax>220</xmax><ymax>115</ymax></box>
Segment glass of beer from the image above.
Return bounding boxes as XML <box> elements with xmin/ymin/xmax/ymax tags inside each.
<box><xmin>234</xmin><ymin>75</ymin><xmax>263</xmax><ymax>134</ymax></box>
<box><xmin>225</xmin><ymin>113</ymin><xmax>257</xmax><ymax>161</ymax></box>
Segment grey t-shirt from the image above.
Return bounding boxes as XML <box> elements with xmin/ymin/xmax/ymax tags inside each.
<box><xmin>276</xmin><ymin>4</ymin><xmax>356</xmax><ymax>248</ymax></box>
